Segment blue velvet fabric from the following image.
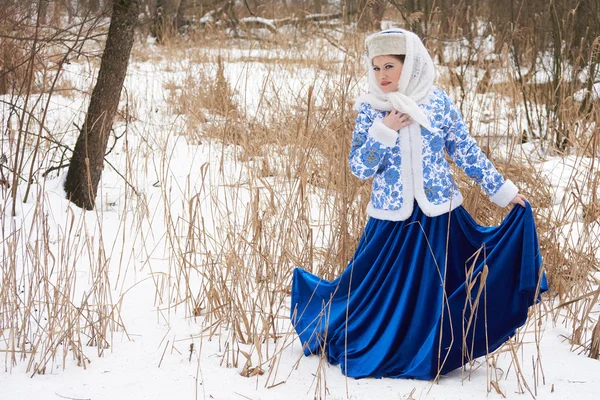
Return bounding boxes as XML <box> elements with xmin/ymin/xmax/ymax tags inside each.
<box><xmin>290</xmin><ymin>202</ymin><xmax>548</xmax><ymax>379</ymax></box>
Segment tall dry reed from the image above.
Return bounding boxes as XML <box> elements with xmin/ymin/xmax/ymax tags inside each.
<box><xmin>1</xmin><ymin>6</ymin><xmax>598</xmax><ymax>400</ymax></box>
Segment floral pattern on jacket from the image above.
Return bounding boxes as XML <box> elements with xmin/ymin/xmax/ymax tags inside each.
<box><xmin>349</xmin><ymin>89</ymin><xmax>513</xmax><ymax>219</ymax></box>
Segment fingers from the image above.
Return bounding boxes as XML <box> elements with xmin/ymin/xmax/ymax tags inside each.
<box><xmin>519</xmin><ymin>193</ymin><xmax>528</xmax><ymax>206</ymax></box>
<box><xmin>392</xmin><ymin>110</ymin><xmax>408</xmax><ymax>120</ymax></box>
<box><xmin>392</xmin><ymin>110</ymin><xmax>411</xmax><ymax>124</ymax></box>
<box><xmin>513</xmin><ymin>194</ymin><xmax>527</xmax><ymax>207</ymax></box>
<box><xmin>388</xmin><ymin>110</ymin><xmax>406</xmax><ymax>119</ymax></box>
<box><xmin>512</xmin><ymin>198</ymin><xmax>525</xmax><ymax>207</ymax></box>
<box><xmin>383</xmin><ymin>110</ymin><xmax>412</xmax><ymax>130</ymax></box>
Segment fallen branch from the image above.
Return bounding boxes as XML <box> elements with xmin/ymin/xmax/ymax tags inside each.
<box><xmin>274</xmin><ymin>12</ymin><xmax>342</xmax><ymax>28</ymax></box>
<box><xmin>54</xmin><ymin>393</ymin><xmax>91</xmax><ymax>400</ymax></box>
<box><xmin>238</xmin><ymin>17</ymin><xmax>277</xmax><ymax>33</ymax></box>
<box><xmin>195</xmin><ymin>9</ymin><xmax>342</xmax><ymax>33</ymax></box>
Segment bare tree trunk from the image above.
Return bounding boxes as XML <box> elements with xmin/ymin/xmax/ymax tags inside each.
<box><xmin>356</xmin><ymin>0</ymin><xmax>370</xmax><ymax>31</ymax></box>
<box><xmin>571</xmin><ymin>0</ymin><xmax>599</xmax><ymax>64</ymax></box>
<box><xmin>343</xmin><ymin>0</ymin><xmax>357</xmax><ymax>24</ymax></box>
<box><xmin>52</xmin><ymin>0</ymin><xmax>61</xmax><ymax>25</ymax></box>
<box><xmin>371</xmin><ymin>0</ymin><xmax>385</xmax><ymax>31</ymax></box>
<box><xmin>343</xmin><ymin>0</ymin><xmax>371</xmax><ymax>29</ymax></box>
<box><xmin>64</xmin><ymin>0</ymin><xmax>138</xmax><ymax>210</ymax></box>
<box><xmin>176</xmin><ymin>0</ymin><xmax>188</xmax><ymax>30</ymax></box>
<box><xmin>90</xmin><ymin>0</ymin><xmax>101</xmax><ymax>14</ymax></box>
<box><xmin>39</xmin><ymin>0</ymin><xmax>48</xmax><ymax>24</ymax></box>
<box><xmin>152</xmin><ymin>0</ymin><xmax>181</xmax><ymax>42</ymax></box>
<box><xmin>313</xmin><ymin>0</ymin><xmax>323</xmax><ymax>14</ymax></box>
<box><xmin>59</xmin><ymin>0</ymin><xmax>75</xmax><ymax>22</ymax></box>
<box><xmin>550</xmin><ymin>0</ymin><xmax>565</xmax><ymax>150</ymax></box>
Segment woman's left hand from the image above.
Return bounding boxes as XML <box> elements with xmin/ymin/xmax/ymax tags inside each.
<box><xmin>510</xmin><ymin>193</ymin><xmax>528</xmax><ymax>207</ymax></box>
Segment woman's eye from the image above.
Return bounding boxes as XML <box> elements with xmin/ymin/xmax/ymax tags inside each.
<box><xmin>385</xmin><ymin>65</ymin><xmax>393</xmax><ymax>69</ymax></box>
<box><xmin>373</xmin><ymin>67</ymin><xmax>380</xmax><ymax>71</ymax></box>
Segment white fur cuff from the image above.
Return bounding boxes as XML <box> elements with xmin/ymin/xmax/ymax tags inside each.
<box><xmin>368</xmin><ymin>119</ymin><xmax>398</xmax><ymax>147</ymax></box>
<box><xmin>490</xmin><ymin>179</ymin><xmax>519</xmax><ymax>207</ymax></box>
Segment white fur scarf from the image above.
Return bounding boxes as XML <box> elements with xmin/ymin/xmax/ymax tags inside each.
<box><xmin>355</xmin><ymin>29</ymin><xmax>437</xmax><ymax>132</ymax></box>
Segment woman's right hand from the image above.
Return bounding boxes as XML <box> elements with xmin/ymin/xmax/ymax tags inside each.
<box><xmin>383</xmin><ymin>109</ymin><xmax>412</xmax><ymax>131</ymax></box>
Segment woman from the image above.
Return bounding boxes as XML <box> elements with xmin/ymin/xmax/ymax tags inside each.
<box><xmin>290</xmin><ymin>29</ymin><xmax>548</xmax><ymax>380</ymax></box>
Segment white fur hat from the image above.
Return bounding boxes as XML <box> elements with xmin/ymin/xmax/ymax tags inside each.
<box><xmin>365</xmin><ymin>30</ymin><xmax>406</xmax><ymax>60</ymax></box>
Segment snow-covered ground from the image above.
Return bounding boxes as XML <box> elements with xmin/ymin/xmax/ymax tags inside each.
<box><xmin>1</xmin><ymin>33</ymin><xmax>600</xmax><ymax>400</ymax></box>
<box><xmin>1</xmin><ymin>311</ymin><xmax>599</xmax><ymax>400</ymax></box>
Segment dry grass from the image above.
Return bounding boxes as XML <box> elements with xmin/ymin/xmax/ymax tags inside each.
<box><xmin>1</xmin><ymin>10</ymin><xmax>599</xmax><ymax>400</ymax></box>
<box><xmin>0</xmin><ymin>195</ymin><xmax>127</xmax><ymax>375</ymax></box>
<box><xmin>158</xmin><ymin>24</ymin><xmax>599</xmax><ymax>397</ymax></box>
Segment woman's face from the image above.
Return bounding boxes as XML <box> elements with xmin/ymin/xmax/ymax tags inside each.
<box><xmin>372</xmin><ymin>55</ymin><xmax>403</xmax><ymax>94</ymax></box>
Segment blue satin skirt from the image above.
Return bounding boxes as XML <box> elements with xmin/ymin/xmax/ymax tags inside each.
<box><xmin>290</xmin><ymin>202</ymin><xmax>548</xmax><ymax>379</ymax></box>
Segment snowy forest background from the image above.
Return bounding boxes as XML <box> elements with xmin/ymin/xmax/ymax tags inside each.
<box><xmin>1</xmin><ymin>0</ymin><xmax>600</xmax><ymax>399</ymax></box>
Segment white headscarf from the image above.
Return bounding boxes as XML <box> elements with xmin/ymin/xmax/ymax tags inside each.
<box><xmin>354</xmin><ymin>29</ymin><xmax>437</xmax><ymax>132</ymax></box>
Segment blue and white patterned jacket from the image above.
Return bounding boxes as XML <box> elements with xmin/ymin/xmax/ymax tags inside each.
<box><xmin>350</xmin><ymin>88</ymin><xmax>518</xmax><ymax>221</ymax></box>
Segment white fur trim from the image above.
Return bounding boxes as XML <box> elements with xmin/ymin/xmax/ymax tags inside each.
<box><xmin>368</xmin><ymin>119</ymin><xmax>398</xmax><ymax>147</ymax></box>
<box><xmin>490</xmin><ymin>179</ymin><xmax>519</xmax><ymax>207</ymax></box>
<box><xmin>366</xmin><ymin>122</ymin><xmax>466</xmax><ymax>221</ymax></box>
<box><xmin>397</xmin><ymin>122</ymin><xmax>415</xmax><ymax>217</ymax></box>
<box><xmin>367</xmin><ymin>201</ymin><xmax>413</xmax><ymax>221</ymax></box>
<box><xmin>366</xmin><ymin>195</ymin><xmax>464</xmax><ymax>221</ymax></box>
<box><xmin>365</xmin><ymin>32</ymin><xmax>406</xmax><ymax>60</ymax></box>
<box><xmin>407</xmin><ymin>122</ymin><xmax>465</xmax><ymax>216</ymax></box>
